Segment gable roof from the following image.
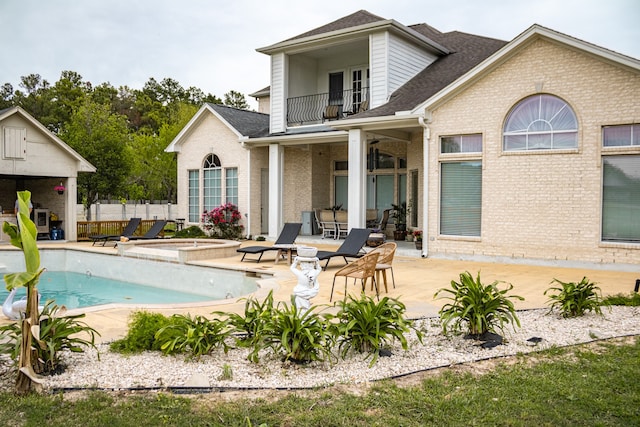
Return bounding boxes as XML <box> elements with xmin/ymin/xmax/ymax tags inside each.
<box><xmin>166</xmin><ymin>103</ymin><xmax>269</xmax><ymax>152</ymax></box>
<box><xmin>284</xmin><ymin>10</ymin><xmax>386</xmax><ymax>41</ymax></box>
<box><xmin>257</xmin><ymin>9</ymin><xmax>449</xmax><ymax>56</ymax></box>
<box><xmin>352</xmin><ymin>30</ymin><xmax>507</xmax><ymax>118</ymax></box>
<box><xmin>208</xmin><ymin>104</ymin><xmax>270</xmax><ymax>138</ymax></box>
<box><xmin>0</xmin><ymin>106</ymin><xmax>96</xmax><ymax>172</ymax></box>
<box><xmin>409</xmin><ymin>24</ymin><xmax>640</xmax><ymax>114</ymax></box>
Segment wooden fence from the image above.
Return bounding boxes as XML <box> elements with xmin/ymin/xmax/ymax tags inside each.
<box><xmin>77</xmin><ymin>220</ymin><xmax>169</xmax><ymax>241</ymax></box>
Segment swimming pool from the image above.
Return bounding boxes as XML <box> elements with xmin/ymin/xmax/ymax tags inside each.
<box><xmin>0</xmin><ymin>249</ymin><xmax>262</xmax><ymax>311</ymax></box>
<box><xmin>2</xmin><ymin>271</ymin><xmax>224</xmax><ymax>309</ymax></box>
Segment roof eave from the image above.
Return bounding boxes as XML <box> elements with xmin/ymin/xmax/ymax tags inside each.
<box><xmin>412</xmin><ymin>24</ymin><xmax>640</xmax><ymax>114</ymax></box>
<box><xmin>165</xmin><ymin>104</ymin><xmax>245</xmax><ymax>153</ymax></box>
<box><xmin>257</xmin><ymin>19</ymin><xmax>449</xmax><ymax>56</ymax></box>
<box><xmin>329</xmin><ymin>113</ymin><xmax>422</xmax><ymax>131</ymax></box>
<box><xmin>243</xmin><ymin>130</ymin><xmax>349</xmax><ymax>147</ymax></box>
<box><xmin>1</xmin><ymin>107</ymin><xmax>96</xmax><ymax>173</ymax></box>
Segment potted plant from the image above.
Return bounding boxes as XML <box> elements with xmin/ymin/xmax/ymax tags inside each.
<box><xmin>405</xmin><ymin>228</ymin><xmax>414</xmax><ymax>242</ymax></box>
<box><xmin>54</xmin><ymin>183</ymin><xmax>66</xmax><ymax>195</ymax></box>
<box><xmin>413</xmin><ymin>230</ymin><xmax>423</xmax><ymax>250</ymax></box>
<box><xmin>390</xmin><ymin>202</ymin><xmax>408</xmax><ymax>241</ymax></box>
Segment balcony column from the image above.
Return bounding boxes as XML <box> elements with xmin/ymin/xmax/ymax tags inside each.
<box><xmin>268</xmin><ymin>143</ymin><xmax>284</xmax><ymax>239</ymax></box>
<box><xmin>347</xmin><ymin>129</ymin><xmax>367</xmax><ymax>230</ymax></box>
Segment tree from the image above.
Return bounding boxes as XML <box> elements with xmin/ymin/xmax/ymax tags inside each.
<box><xmin>45</xmin><ymin>70</ymin><xmax>91</xmax><ymax>133</ymax></box>
<box><xmin>224</xmin><ymin>90</ymin><xmax>249</xmax><ymax>110</ymax></box>
<box><xmin>0</xmin><ymin>83</ymin><xmax>13</xmax><ymax>109</ymax></box>
<box><xmin>185</xmin><ymin>86</ymin><xmax>222</xmax><ymax>105</ymax></box>
<box><xmin>11</xmin><ymin>74</ymin><xmax>55</xmax><ymax>129</ymax></box>
<box><xmin>128</xmin><ymin>103</ymin><xmax>196</xmax><ymax>201</ymax></box>
<box><xmin>61</xmin><ymin>100</ymin><xmax>132</xmax><ymax>219</ymax></box>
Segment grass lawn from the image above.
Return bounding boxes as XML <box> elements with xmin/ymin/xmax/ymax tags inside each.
<box><xmin>0</xmin><ymin>336</ymin><xmax>638</xmax><ymax>426</ymax></box>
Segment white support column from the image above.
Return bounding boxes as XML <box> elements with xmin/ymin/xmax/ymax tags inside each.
<box><xmin>420</xmin><ymin>116</ymin><xmax>431</xmax><ymax>257</ymax></box>
<box><xmin>347</xmin><ymin>129</ymin><xmax>367</xmax><ymax>230</ymax></box>
<box><xmin>245</xmin><ymin>146</ymin><xmax>251</xmax><ymax>238</ymax></box>
<box><xmin>268</xmin><ymin>143</ymin><xmax>284</xmax><ymax>239</ymax></box>
<box><xmin>65</xmin><ymin>177</ymin><xmax>77</xmax><ymax>241</ymax></box>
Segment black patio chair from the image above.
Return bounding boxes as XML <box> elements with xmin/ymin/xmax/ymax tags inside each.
<box><xmin>316</xmin><ymin>228</ymin><xmax>371</xmax><ymax>270</ymax></box>
<box><xmin>128</xmin><ymin>220</ymin><xmax>168</xmax><ymax>240</ymax></box>
<box><xmin>237</xmin><ymin>223</ymin><xmax>302</xmax><ymax>262</ymax></box>
<box><xmin>90</xmin><ymin>217</ymin><xmax>141</xmax><ymax>247</ymax></box>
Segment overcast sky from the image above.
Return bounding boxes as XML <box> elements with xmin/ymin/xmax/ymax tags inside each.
<box><xmin>1</xmin><ymin>0</ymin><xmax>638</xmax><ymax>108</ymax></box>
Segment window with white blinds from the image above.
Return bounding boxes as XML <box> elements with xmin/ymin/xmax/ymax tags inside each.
<box><xmin>602</xmin><ymin>155</ymin><xmax>640</xmax><ymax>242</ymax></box>
<box><xmin>440</xmin><ymin>161</ymin><xmax>482</xmax><ymax>237</ymax></box>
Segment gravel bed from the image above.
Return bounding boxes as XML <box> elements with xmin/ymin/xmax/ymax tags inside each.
<box><xmin>1</xmin><ymin>306</ymin><xmax>638</xmax><ymax>393</ymax></box>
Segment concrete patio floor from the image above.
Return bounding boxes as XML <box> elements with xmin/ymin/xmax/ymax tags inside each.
<box><xmin>1</xmin><ymin>237</ymin><xmax>638</xmax><ymax>344</ymax></box>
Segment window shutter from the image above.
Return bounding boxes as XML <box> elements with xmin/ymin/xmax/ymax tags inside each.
<box><xmin>3</xmin><ymin>127</ymin><xmax>27</xmax><ymax>159</ymax></box>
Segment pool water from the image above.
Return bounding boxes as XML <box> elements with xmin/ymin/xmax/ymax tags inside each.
<box><xmin>1</xmin><ymin>271</ymin><xmax>216</xmax><ymax>310</ymax></box>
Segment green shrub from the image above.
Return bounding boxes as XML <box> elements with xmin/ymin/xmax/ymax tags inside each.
<box><xmin>255</xmin><ymin>298</ymin><xmax>333</xmax><ymax>364</ymax></box>
<box><xmin>0</xmin><ymin>322</ymin><xmax>21</xmax><ymax>363</ymax></box>
<box><xmin>110</xmin><ymin>311</ymin><xmax>171</xmax><ymax>353</ymax></box>
<box><xmin>435</xmin><ymin>271</ymin><xmax>523</xmax><ymax>338</ymax></box>
<box><xmin>602</xmin><ymin>292</ymin><xmax>640</xmax><ymax>306</ymax></box>
<box><xmin>216</xmin><ymin>291</ymin><xmax>274</xmax><ymax>348</ymax></box>
<box><xmin>0</xmin><ymin>301</ymin><xmax>99</xmax><ymax>375</ymax></box>
<box><xmin>155</xmin><ymin>314</ymin><xmax>232</xmax><ymax>358</ymax></box>
<box><xmin>329</xmin><ymin>294</ymin><xmax>420</xmax><ymax>366</ymax></box>
<box><xmin>545</xmin><ymin>277</ymin><xmax>603</xmax><ymax>317</ymax></box>
<box><xmin>174</xmin><ymin>225</ymin><xmax>206</xmax><ymax>238</ymax></box>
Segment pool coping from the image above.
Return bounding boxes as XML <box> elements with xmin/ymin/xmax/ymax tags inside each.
<box><xmin>1</xmin><ymin>246</ymin><xmax>285</xmax><ymax>318</ymax></box>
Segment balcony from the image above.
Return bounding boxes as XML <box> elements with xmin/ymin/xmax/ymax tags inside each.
<box><xmin>286</xmin><ymin>87</ymin><xmax>369</xmax><ymax>127</ymax></box>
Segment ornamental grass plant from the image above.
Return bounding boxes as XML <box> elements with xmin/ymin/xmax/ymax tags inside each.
<box><xmin>435</xmin><ymin>271</ymin><xmax>524</xmax><ymax>338</ymax></box>
<box><xmin>544</xmin><ymin>276</ymin><xmax>603</xmax><ymax>317</ymax></box>
<box><xmin>328</xmin><ymin>294</ymin><xmax>420</xmax><ymax>366</ymax></box>
<box><xmin>255</xmin><ymin>297</ymin><xmax>333</xmax><ymax>364</ymax></box>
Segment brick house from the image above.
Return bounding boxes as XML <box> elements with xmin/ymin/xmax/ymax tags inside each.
<box><xmin>168</xmin><ymin>10</ymin><xmax>639</xmax><ymax>267</ymax></box>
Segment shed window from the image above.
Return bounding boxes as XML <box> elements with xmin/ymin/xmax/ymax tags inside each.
<box><xmin>3</xmin><ymin>127</ymin><xmax>26</xmax><ymax>159</ymax></box>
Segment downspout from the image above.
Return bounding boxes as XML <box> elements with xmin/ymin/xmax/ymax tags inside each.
<box><xmin>418</xmin><ymin>114</ymin><xmax>431</xmax><ymax>258</ymax></box>
<box><xmin>241</xmin><ymin>137</ymin><xmax>251</xmax><ymax>239</ymax></box>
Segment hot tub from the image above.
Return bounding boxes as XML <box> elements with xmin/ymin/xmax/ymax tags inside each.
<box><xmin>117</xmin><ymin>238</ymin><xmax>241</xmax><ymax>263</ymax></box>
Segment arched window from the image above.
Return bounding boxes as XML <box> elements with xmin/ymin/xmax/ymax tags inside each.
<box><xmin>203</xmin><ymin>154</ymin><xmax>222</xmax><ymax>211</ymax></box>
<box><xmin>503</xmin><ymin>94</ymin><xmax>578</xmax><ymax>151</ymax></box>
<box><xmin>204</xmin><ymin>154</ymin><xmax>221</xmax><ymax>168</ymax></box>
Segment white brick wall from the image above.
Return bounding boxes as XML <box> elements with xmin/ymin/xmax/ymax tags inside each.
<box><xmin>425</xmin><ymin>39</ymin><xmax>640</xmax><ymax>265</ymax></box>
<box><xmin>175</xmin><ymin>111</ymin><xmax>261</xmax><ymax>235</ymax></box>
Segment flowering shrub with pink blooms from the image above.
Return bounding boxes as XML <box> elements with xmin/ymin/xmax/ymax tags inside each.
<box><xmin>202</xmin><ymin>203</ymin><xmax>244</xmax><ymax>239</ymax></box>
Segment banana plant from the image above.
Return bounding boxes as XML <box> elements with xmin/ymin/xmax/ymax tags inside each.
<box><xmin>2</xmin><ymin>190</ymin><xmax>46</xmax><ymax>394</ymax></box>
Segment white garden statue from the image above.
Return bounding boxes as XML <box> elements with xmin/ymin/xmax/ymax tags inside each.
<box><xmin>290</xmin><ymin>251</ymin><xmax>321</xmax><ymax>310</ymax></box>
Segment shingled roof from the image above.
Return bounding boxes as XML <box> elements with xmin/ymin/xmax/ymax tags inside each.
<box><xmin>207</xmin><ymin>103</ymin><xmax>270</xmax><ymax>138</ymax></box>
<box><xmin>257</xmin><ymin>11</ymin><xmax>506</xmax><ymax>122</ymax></box>
<box><xmin>284</xmin><ymin>10</ymin><xmax>386</xmax><ymax>42</ymax></box>
<box><xmin>353</xmin><ymin>29</ymin><xmax>507</xmax><ymax>118</ymax></box>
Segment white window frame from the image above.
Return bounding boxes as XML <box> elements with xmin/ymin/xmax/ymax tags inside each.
<box><xmin>603</xmin><ymin>124</ymin><xmax>640</xmax><ymax>147</ymax></box>
<box><xmin>503</xmin><ymin>94</ymin><xmax>578</xmax><ymax>151</ymax></box>
<box><xmin>601</xmin><ymin>124</ymin><xmax>640</xmax><ymax>243</ymax></box>
<box><xmin>188</xmin><ymin>169</ymin><xmax>199</xmax><ymax>223</ymax></box>
<box><xmin>203</xmin><ymin>154</ymin><xmax>222</xmax><ymax>212</ymax></box>
<box><xmin>225</xmin><ymin>167</ymin><xmax>238</xmax><ymax>206</ymax></box>
<box><xmin>439</xmin><ymin>133</ymin><xmax>483</xmax><ymax>238</ymax></box>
